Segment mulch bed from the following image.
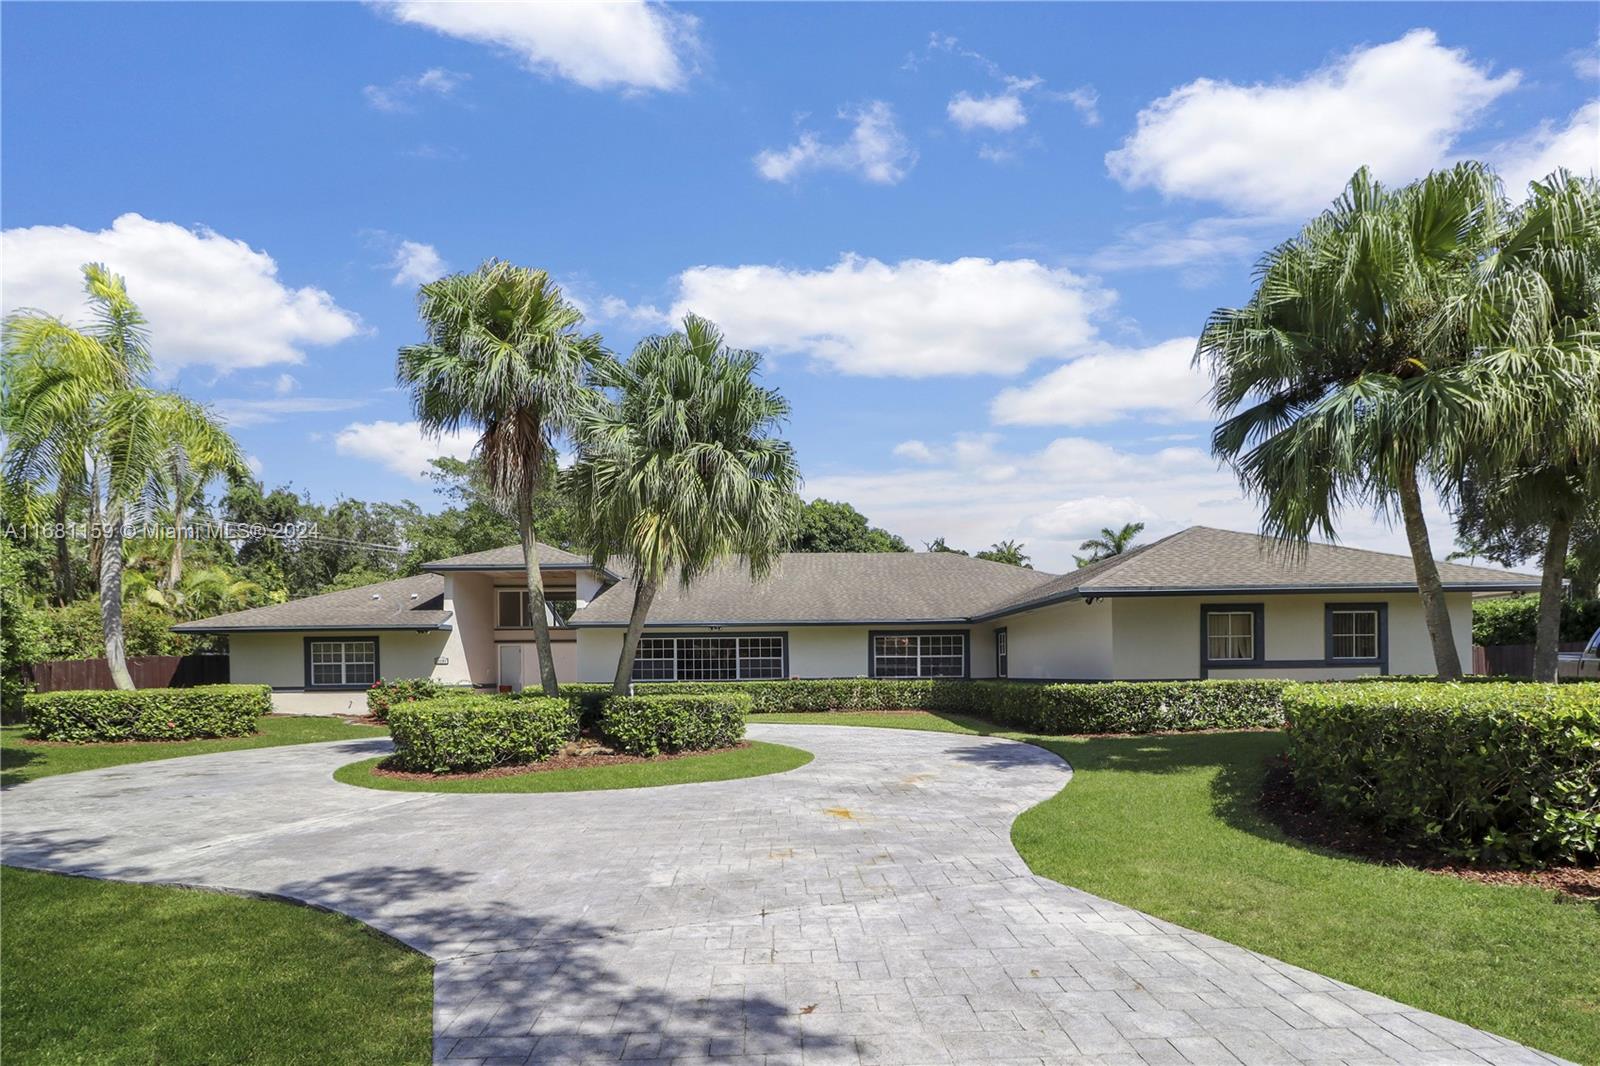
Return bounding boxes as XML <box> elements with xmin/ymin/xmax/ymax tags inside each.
<box><xmin>370</xmin><ymin>740</ymin><xmax>751</xmax><ymax>781</ymax></box>
<box><xmin>1257</xmin><ymin>755</ymin><xmax>1599</xmax><ymax>900</ymax></box>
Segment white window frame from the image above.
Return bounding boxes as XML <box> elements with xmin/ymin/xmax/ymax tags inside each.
<box><xmin>629</xmin><ymin>634</ymin><xmax>788</xmax><ymax>682</ymax></box>
<box><xmin>307</xmin><ymin>639</ymin><xmax>377</xmax><ymax>688</ymax></box>
<box><xmin>1329</xmin><ymin>608</ymin><xmax>1381</xmax><ymax>661</ymax></box>
<box><xmin>1205</xmin><ymin>611</ymin><xmax>1257</xmax><ymax>663</ymax></box>
<box><xmin>870</xmin><ymin>632</ymin><xmax>967</xmax><ymax>679</ymax></box>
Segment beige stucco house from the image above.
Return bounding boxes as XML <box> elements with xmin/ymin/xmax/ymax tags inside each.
<box><xmin>175</xmin><ymin>527</ymin><xmax>1537</xmax><ymax>712</ymax></box>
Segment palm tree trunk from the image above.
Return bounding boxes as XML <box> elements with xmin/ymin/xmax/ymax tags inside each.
<box><xmin>52</xmin><ymin>491</ymin><xmax>72</xmax><ymax>606</ymax></box>
<box><xmin>167</xmin><ymin>489</ymin><xmax>186</xmax><ymax>592</ymax></box>
<box><xmin>87</xmin><ymin>473</ymin><xmax>104</xmax><ymax>589</ymax></box>
<box><xmin>611</xmin><ymin>576</ymin><xmax>659</xmax><ymax>695</ymax></box>
<box><xmin>516</xmin><ymin>493</ymin><xmax>560</xmax><ymax>697</ymax></box>
<box><xmin>1396</xmin><ymin>465</ymin><xmax>1462</xmax><ymax>680</ymax></box>
<box><xmin>100</xmin><ymin>500</ymin><xmax>135</xmax><ymax>690</ymax></box>
<box><xmin>1533</xmin><ymin>511</ymin><xmax>1573</xmax><ymax>683</ymax></box>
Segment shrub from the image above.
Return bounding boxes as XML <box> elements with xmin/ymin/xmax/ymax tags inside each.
<box><xmin>630</xmin><ymin>678</ymin><xmax>1286</xmax><ymax>733</ymax></box>
<box><xmin>387</xmin><ymin>695</ymin><xmax>578</xmax><ymax>774</ymax></box>
<box><xmin>1285</xmin><ymin>681</ymin><xmax>1600</xmax><ymax>866</ymax></box>
<box><xmin>1472</xmin><ymin>594</ymin><xmax>1600</xmax><ymax>646</ymax></box>
<box><xmin>23</xmin><ymin>684</ymin><xmax>272</xmax><ymax>742</ymax></box>
<box><xmin>365</xmin><ymin>677</ymin><xmax>446</xmax><ymax>721</ymax></box>
<box><xmin>600</xmin><ymin>693</ymin><xmax>750</xmax><ymax>756</ymax></box>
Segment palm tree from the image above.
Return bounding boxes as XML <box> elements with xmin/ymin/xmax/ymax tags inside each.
<box><xmin>975</xmin><ymin>539</ymin><xmax>1031</xmax><ymax>567</ymax></box>
<box><xmin>568</xmin><ymin>316</ymin><xmax>802</xmax><ymax>694</ymax></box>
<box><xmin>397</xmin><ymin>261</ymin><xmax>602</xmax><ymax>696</ymax></box>
<box><xmin>1076</xmin><ymin>522</ymin><xmax>1144</xmax><ymax>566</ymax></box>
<box><xmin>161</xmin><ymin>402</ymin><xmax>248</xmax><ymax>590</ymax></box>
<box><xmin>3</xmin><ymin>266</ymin><xmax>244</xmax><ymax>688</ymax></box>
<box><xmin>1197</xmin><ymin>164</ymin><xmax>1505</xmax><ymax>680</ymax></box>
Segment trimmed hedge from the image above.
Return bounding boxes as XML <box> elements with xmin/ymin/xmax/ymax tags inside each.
<box><xmin>365</xmin><ymin>677</ymin><xmax>446</xmax><ymax>721</ymax></box>
<box><xmin>630</xmin><ymin>678</ymin><xmax>1287</xmax><ymax>734</ymax></box>
<box><xmin>1285</xmin><ymin>681</ymin><xmax>1600</xmax><ymax>866</ymax></box>
<box><xmin>387</xmin><ymin>695</ymin><xmax>578</xmax><ymax>774</ymax></box>
<box><xmin>600</xmin><ymin>693</ymin><xmax>750</xmax><ymax>756</ymax></box>
<box><xmin>23</xmin><ymin>684</ymin><xmax>272</xmax><ymax>742</ymax></box>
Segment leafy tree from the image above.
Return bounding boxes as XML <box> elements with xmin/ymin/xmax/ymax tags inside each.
<box><xmin>1075</xmin><ymin>522</ymin><xmax>1144</xmax><ymax>567</ymax></box>
<box><xmin>398</xmin><ymin>260</ymin><xmax>602</xmax><ymax>696</ymax></box>
<box><xmin>568</xmin><ymin>316</ymin><xmax>801</xmax><ymax>694</ymax></box>
<box><xmin>0</xmin><ymin>538</ymin><xmax>46</xmax><ymax>720</ymax></box>
<box><xmin>789</xmin><ymin>499</ymin><xmax>909</xmax><ymax>553</ymax></box>
<box><xmin>924</xmin><ymin>537</ymin><xmax>968</xmax><ymax>555</ymax></box>
<box><xmin>2</xmin><ymin>265</ymin><xmax>242</xmax><ymax>688</ymax></box>
<box><xmin>974</xmin><ymin>539</ymin><xmax>1031</xmax><ymax>568</ymax></box>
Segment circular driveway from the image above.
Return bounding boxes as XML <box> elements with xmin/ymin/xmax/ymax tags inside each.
<box><xmin>0</xmin><ymin>724</ymin><xmax>1560</xmax><ymax>1065</ymax></box>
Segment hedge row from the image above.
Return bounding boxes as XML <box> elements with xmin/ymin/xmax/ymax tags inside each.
<box><xmin>366</xmin><ymin>677</ymin><xmax>447</xmax><ymax>721</ymax></box>
<box><xmin>23</xmin><ymin>684</ymin><xmax>272</xmax><ymax>742</ymax></box>
<box><xmin>1285</xmin><ymin>681</ymin><xmax>1600</xmax><ymax>866</ymax></box>
<box><xmin>387</xmin><ymin>695</ymin><xmax>578</xmax><ymax>774</ymax></box>
<box><xmin>600</xmin><ymin>693</ymin><xmax>750</xmax><ymax>756</ymax></box>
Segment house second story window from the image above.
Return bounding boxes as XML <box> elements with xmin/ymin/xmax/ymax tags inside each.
<box><xmin>630</xmin><ymin>634</ymin><xmax>788</xmax><ymax>682</ymax></box>
<box><xmin>497</xmin><ymin>588</ymin><xmax>577</xmax><ymax>628</ymax></box>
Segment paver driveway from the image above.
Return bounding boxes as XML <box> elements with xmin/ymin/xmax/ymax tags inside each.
<box><xmin>0</xmin><ymin>724</ymin><xmax>1568</xmax><ymax>1066</ymax></box>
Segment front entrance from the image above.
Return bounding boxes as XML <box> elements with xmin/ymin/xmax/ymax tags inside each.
<box><xmin>497</xmin><ymin>644</ymin><xmax>522</xmax><ymax>692</ymax></box>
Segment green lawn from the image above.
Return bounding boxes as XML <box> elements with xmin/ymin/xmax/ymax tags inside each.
<box><xmin>334</xmin><ymin>739</ymin><xmax>812</xmax><ymax>793</ymax></box>
<box><xmin>760</xmin><ymin>712</ymin><xmax>1600</xmax><ymax>1064</ymax></box>
<box><xmin>1</xmin><ymin>716</ymin><xmax>388</xmax><ymax>788</ymax></box>
<box><xmin>0</xmin><ymin>865</ymin><xmax>431</xmax><ymax>1065</ymax></box>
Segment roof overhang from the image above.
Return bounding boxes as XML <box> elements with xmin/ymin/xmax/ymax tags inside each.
<box><xmin>170</xmin><ymin>621</ymin><xmax>454</xmax><ymax>635</ymax></box>
<box><xmin>970</xmin><ymin>581</ymin><xmax>1542</xmax><ymax>622</ymax></box>
<box><xmin>423</xmin><ymin>561</ymin><xmax>624</xmax><ymax>582</ymax></box>
<box><xmin>567</xmin><ymin>617</ymin><xmax>975</xmax><ymax>629</ymax></box>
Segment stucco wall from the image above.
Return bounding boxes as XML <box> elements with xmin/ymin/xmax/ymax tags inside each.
<box><xmin>994</xmin><ymin>599</ymin><xmax>1115</xmax><ymax>680</ymax></box>
<box><xmin>227</xmin><ymin>630</ymin><xmax>454</xmax><ymax>689</ymax></box>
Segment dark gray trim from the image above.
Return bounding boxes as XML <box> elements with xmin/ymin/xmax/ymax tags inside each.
<box><xmin>570</xmin><ymin>617</ymin><xmax>974</xmax><ymax>629</ymax></box>
<box><xmin>302</xmin><ymin>635</ymin><xmax>380</xmax><ymax>690</ymax></box>
<box><xmin>629</xmin><ymin>630</ymin><xmax>790</xmax><ymax>682</ymax></box>
<box><xmin>1199</xmin><ymin>603</ymin><xmax>1265</xmax><ymax>678</ymax></box>
<box><xmin>867</xmin><ymin>629</ymin><xmax>971</xmax><ymax>680</ymax></box>
<box><xmin>1324</xmin><ymin>602</ymin><xmax>1389</xmax><ymax>673</ymax></box>
<box><xmin>173</xmin><ymin>621</ymin><xmax>451</xmax><ymax>634</ymax></box>
<box><xmin>995</xmin><ymin>627</ymin><xmax>1008</xmax><ymax>678</ymax></box>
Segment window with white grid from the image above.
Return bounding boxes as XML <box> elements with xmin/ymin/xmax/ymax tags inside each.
<box><xmin>631</xmin><ymin>637</ymin><xmax>677</xmax><ymax>681</ymax></box>
<box><xmin>308</xmin><ymin>640</ymin><xmax>376</xmax><ymax>687</ymax></box>
<box><xmin>872</xmin><ymin>633</ymin><xmax>966</xmax><ymax>678</ymax></box>
<box><xmin>1329</xmin><ymin>610</ymin><xmax>1379</xmax><ymax>660</ymax></box>
<box><xmin>738</xmin><ymin>636</ymin><xmax>785</xmax><ymax>679</ymax></box>
<box><xmin>629</xmin><ymin>635</ymin><xmax>787</xmax><ymax>681</ymax></box>
<box><xmin>1206</xmin><ymin>612</ymin><xmax>1255</xmax><ymax>662</ymax></box>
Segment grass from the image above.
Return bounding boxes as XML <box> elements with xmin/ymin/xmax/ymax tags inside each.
<box><xmin>1</xmin><ymin>716</ymin><xmax>388</xmax><ymax>788</ymax></box>
<box><xmin>759</xmin><ymin>711</ymin><xmax>1600</xmax><ymax>1064</ymax></box>
<box><xmin>334</xmin><ymin>739</ymin><xmax>813</xmax><ymax>793</ymax></box>
<box><xmin>0</xmin><ymin>865</ymin><xmax>432</xmax><ymax>1065</ymax></box>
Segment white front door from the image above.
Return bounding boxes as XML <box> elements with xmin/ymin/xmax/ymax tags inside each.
<box><xmin>497</xmin><ymin>644</ymin><xmax>522</xmax><ymax>692</ymax></box>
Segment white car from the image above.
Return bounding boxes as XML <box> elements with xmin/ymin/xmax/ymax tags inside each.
<box><xmin>1557</xmin><ymin>627</ymin><xmax>1600</xmax><ymax>680</ymax></box>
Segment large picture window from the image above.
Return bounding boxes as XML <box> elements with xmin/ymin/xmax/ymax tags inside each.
<box><xmin>629</xmin><ymin>634</ymin><xmax>787</xmax><ymax>682</ymax></box>
<box><xmin>1203</xmin><ymin>608</ymin><xmax>1260</xmax><ymax>663</ymax></box>
<box><xmin>871</xmin><ymin>632</ymin><xmax>967</xmax><ymax>679</ymax></box>
<box><xmin>307</xmin><ymin>640</ymin><xmax>376</xmax><ymax>688</ymax></box>
<box><xmin>1327</xmin><ymin>606</ymin><xmax>1383</xmax><ymax>661</ymax></box>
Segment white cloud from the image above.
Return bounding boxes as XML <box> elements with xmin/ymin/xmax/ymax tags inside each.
<box><xmin>0</xmin><ymin>213</ymin><xmax>361</xmax><ymax>373</ymax></box>
<box><xmin>1572</xmin><ymin>40</ymin><xmax>1600</xmax><ymax>80</ymax></box>
<box><xmin>990</xmin><ymin>338</ymin><xmax>1209</xmax><ymax>427</ymax></box>
<box><xmin>363</xmin><ymin>67</ymin><xmax>467</xmax><ymax>112</ymax></box>
<box><xmin>244</xmin><ymin>454</ymin><xmax>264</xmax><ymax>477</ymax></box>
<box><xmin>892</xmin><ymin>440</ymin><xmax>937</xmax><ymax>463</ymax></box>
<box><xmin>388</xmin><ymin>239</ymin><xmax>448</xmax><ymax>286</ymax></box>
<box><xmin>377</xmin><ymin>1</ymin><xmax>700</xmax><ymax>93</ymax></box>
<box><xmin>662</xmin><ymin>254</ymin><xmax>1113</xmax><ymax>377</ymax></box>
<box><xmin>1494</xmin><ymin>100</ymin><xmax>1600</xmax><ymax>195</ymax></box>
<box><xmin>215</xmin><ymin>396</ymin><xmax>369</xmax><ymax>428</ymax></box>
<box><xmin>1106</xmin><ymin>30</ymin><xmax>1520</xmax><ymax>216</ymax></box>
<box><xmin>1062</xmin><ymin>86</ymin><xmax>1100</xmax><ymax>127</ymax></box>
<box><xmin>947</xmin><ymin>92</ymin><xmax>1027</xmax><ymax>132</ymax></box>
<box><xmin>272</xmin><ymin>373</ymin><xmax>299</xmax><ymax>395</ymax></box>
<box><xmin>334</xmin><ymin>419</ymin><xmax>479</xmax><ymax>482</ymax></box>
<box><xmin>1025</xmin><ymin>496</ymin><xmax>1154</xmax><ymax>539</ymax></box>
<box><xmin>1087</xmin><ymin>216</ymin><xmax>1278</xmax><ymax>274</ymax></box>
<box><xmin>976</xmin><ymin>145</ymin><xmax>1016</xmax><ymax>165</ymax></box>
<box><xmin>755</xmin><ymin>102</ymin><xmax>916</xmax><ymax>185</ymax></box>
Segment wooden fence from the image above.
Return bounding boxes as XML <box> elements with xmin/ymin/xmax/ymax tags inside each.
<box><xmin>1471</xmin><ymin>642</ymin><xmax>1586</xmax><ymax>677</ymax></box>
<box><xmin>24</xmin><ymin>654</ymin><xmax>230</xmax><ymax>693</ymax></box>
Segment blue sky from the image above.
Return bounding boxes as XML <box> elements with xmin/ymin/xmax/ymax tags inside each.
<box><xmin>3</xmin><ymin>2</ymin><xmax>1595</xmax><ymax>571</ymax></box>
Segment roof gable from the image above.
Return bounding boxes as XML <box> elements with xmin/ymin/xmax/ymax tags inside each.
<box><xmin>172</xmin><ymin>573</ymin><xmax>451</xmax><ymax>633</ymax></box>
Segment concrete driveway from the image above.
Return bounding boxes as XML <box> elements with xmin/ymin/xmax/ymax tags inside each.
<box><xmin>0</xmin><ymin>724</ymin><xmax>1566</xmax><ymax>1066</ymax></box>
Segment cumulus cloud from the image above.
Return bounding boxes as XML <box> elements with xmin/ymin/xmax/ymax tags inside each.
<box><xmin>333</xmin><ymin>419</ymin><xmax>479</xmax><ymax>482</ymax></box>
<box><xmin>947</xmin><ymin>92</ymin><xmax>1027</xmax><ymax>132</ymax></box>
<box><xmin>1494</xmin><ymin>99</ymin><xmax>1600</xmax><ymax>195</ymax></box>
<box><xmin>892</xmin><ymin>440</ymin><xmax>937</xmax><ymax>463</ymax></box>
<box><xmin>657</xmin><ymin>254</ymin><xmax>1112</xmax><ymax>376</ymax></box>
<box><xmin>1106</xmin><ymin>30</ymin><xmax>1520</xmax><ymax>216</ymax></box>
<box><xmin>0</xmin><ymin>213</ymin><xmax>361</xmax><ymax>373</ymax></box>
<box><xmin>990</xmin><ymin>338</ymin><xmax>1209</xmax><ymax>427</ymax></box>
<box><xmin>363</xmin><ymin>67</ymin><xmax>467</xmax><ymax>112</ymax></box>
<box><xmin>388</xmin><ymin>239</ymin><xmax>448</xmax><ymax>286</ymax></box>
<box><xmin>755</xmin><ymin>102</ymin><xmax>916</xmax><ymax>185</ymax></box>
<box><xmin>376</xmin><ymin>1</ymin><xmax>700</xmax><ymax>93</ymax></box>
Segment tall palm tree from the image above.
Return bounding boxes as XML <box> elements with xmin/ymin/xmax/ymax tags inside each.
<box><xmin>397</xmin><ymin>261</ymin><xmax>602</xmax><ymax>696</ymax></box>
<box><xmin>568</xmin><ymin>316</ymin><xmax>802</xmax><ymax>694</ymax></box>
<box><xmin>1076</xmin><ymin>522</ymin><xmax>1144</xmax><ymax>566</ymax></box>
<box><xmin>3</xmin><ymin>266</ymin><xmax>243</xmax><ymax>688</ymax></box>
<box><xmin>1197</xmin><ymin>164</ymin><xmax>1505</xmax><ymax>680</ymax></box>
<box><xmin>976</xmin><ymin>539</ymin><xmax>1031</xmax><ymax>567</ymax></box>
<box><xmin>162</xmin><ymin>403</ymin><xmax>248</xmax><ymax>590</ymax></box>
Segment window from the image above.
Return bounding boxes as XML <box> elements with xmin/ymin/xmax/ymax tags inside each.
<box><xmin>308</xmin><ymin>640</ymin><xmax>376</xmax><ymax>688</ymax></box>
<box><xmin>871</xmin><ymin>632</ymin><xmax>967</xmax><ymax>679</ymax></box>
<box><xmin>1205</xmin><ymin>611</ymin><xmax>1256</xmax><ymax>662</ymax></box>
<box><xmin>1329</xmin><ymin>608</ymin><xmax>1380</xmax><ymax>660</ymax></box>
<box><xmin>497</xmin><ymin>588</ymin><xmax>577</xmax><ymax>629</ymax></box>
<box><xmin>629</xmin><ymin>634</ymin><xmax>787</xmax><ymax>681</ymax></box>
<box><xmin>995</xmin><ymin>628</ymin><xmax>1009</xmax><ymax>678</ymax></box>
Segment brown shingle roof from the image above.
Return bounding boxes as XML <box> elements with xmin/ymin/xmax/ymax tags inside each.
<box><xmin>422</xmin><ymin>543</ymin><xmax>597</xmax><ymax>571</ymax></box>
<box><xmin>974</xmin><ymin>526</ymin><xmax>1539</xmax><ymax>620</ymax></box>
<box><xmin>567</xmin><ymin>552</ymin><xmax>1058</xmax><ymax>627</ymax></box>
<box><xmin>172</xmin><ymin>573</ymin><xmax>451</xmax><ymax>633</ymax></box>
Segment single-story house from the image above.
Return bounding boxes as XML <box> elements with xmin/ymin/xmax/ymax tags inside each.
<box><xmin>174</xmin><ymin>526</ymin><xmax>1538</xmax><ymax>712</ymax></box>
